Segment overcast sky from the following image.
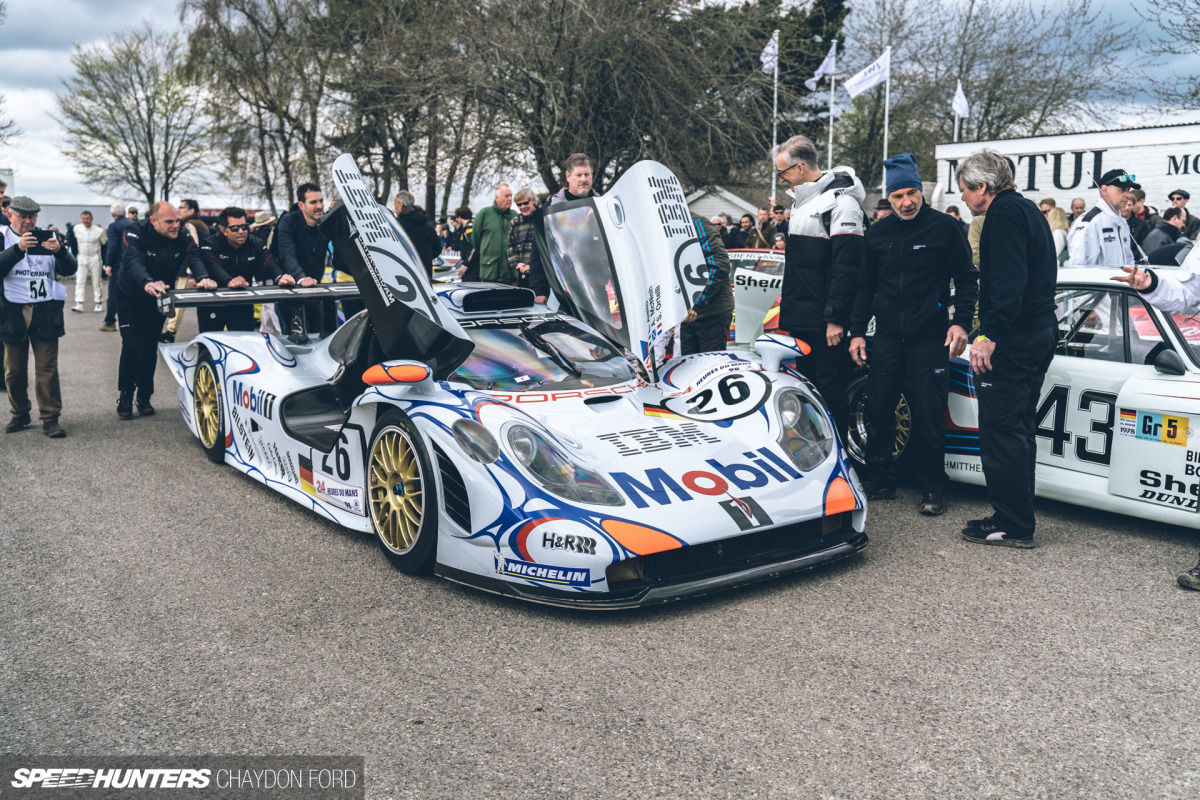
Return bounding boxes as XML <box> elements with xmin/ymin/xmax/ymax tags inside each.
<box><xmin>1</xmin><ymin>0</ymin><xmax>1195</xmax><ymax>208</ymax></box>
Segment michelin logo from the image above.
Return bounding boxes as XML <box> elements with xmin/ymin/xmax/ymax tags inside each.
<box><xmin>494</xmin><ymin>554</ymin><xmax>591</xmax><ymax>587</ymax></box>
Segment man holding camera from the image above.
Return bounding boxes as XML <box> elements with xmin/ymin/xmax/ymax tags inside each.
<box><xmin>0</xmin><ymin>196</ymin><xmax>78</xmax><ymax>437</ymax></box>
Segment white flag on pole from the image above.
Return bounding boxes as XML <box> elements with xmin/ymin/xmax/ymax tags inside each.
<box><xmin>804</xmin><ymin>41</ymin><xmax>837</xmax><ymax>91</ymax></box>
<box><xmin>952</xmin><ymin>80</ymin><xmax>970</xmax><ymax>118</ymax></box>
<box><xmin>760</xmin><ymin>30</ymin><xmax>779</xmax><ymax>75</ymax></box>
<box><xmin>843</xmin><ymin>47</ymin><xmax>891</xmax><ymax>98</ymax></box>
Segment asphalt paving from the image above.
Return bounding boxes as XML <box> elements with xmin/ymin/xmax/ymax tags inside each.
<box><xmin>2</xmin><ymin>294</ymin><xmax>1198</xmax><ymax>799</ymax></box>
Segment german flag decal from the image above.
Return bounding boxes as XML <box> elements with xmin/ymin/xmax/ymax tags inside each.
<box><xmin>643</xmin><ymin>403</ymin><xmax>688</xmax><ymax>421</ymax></box>
<box><xmin>299</xmin><ymin>453</ymin><xmax>315</xmax><ymax>495</ymax></box>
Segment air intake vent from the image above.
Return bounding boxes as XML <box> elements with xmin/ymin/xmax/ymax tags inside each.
<box><xmin>432</xmin><ymin>442</ymin><xmax>471</xmax><ymax>532</ymax></box>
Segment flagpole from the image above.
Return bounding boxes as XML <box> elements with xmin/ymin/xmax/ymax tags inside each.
<box><xmin>881</xmin><ymin>47</ymin><xmax>891</xmax><ymax>193</ymax></box>
<box><xmin>828</xmin><ymin>40</ymin><xmax>836</xmax><ymax>171</ymax></box>
<box><xmin>954</xmin><ymin>114</ymin><xmax>960</xmax><ymax>143</ymax></box>
<box><xmin>771</xmin><ymin>29</ymin><xmax>779</xmax><ymax>206</ymax></box>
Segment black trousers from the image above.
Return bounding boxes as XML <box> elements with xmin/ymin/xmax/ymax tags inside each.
<box><xmin>791</xmin><ymin>333</ymin><xmax>852</xmax><ymax>441</ymax></box>
<box><xmin>104</xmin><ymin>265</ymin><xmax>120</xmax><ymax>325</ymax></box>
<box><xmin>866</xmin><ymin>332</ymin><xmax>949</xmax><ymax>493</ymax></box>
<box><xmin>197</xmin><ymin>304</ymin><xmax>256</xmax><ymax>333</ymax></box>
<box><xmin>679</xmin><ymin>310</ymin><xmax>732</xmax><ymax>356</ymax></box>
<box><xmin>117</xmin><ymin>306</ymin><xmax>166</xmax><ymax>397</ymax></box>
<box><xmin>976</xmin><ymin>327</ymin><xmax>1057</xmax><ymax>536</ymax></box>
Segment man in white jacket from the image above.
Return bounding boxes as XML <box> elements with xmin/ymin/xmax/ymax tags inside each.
<box><xmin>1112</xmin><ymin>246</ymin><xmax>1200</xmax><ymax>591</ymax></box>
<box><xmin>71</xmin><ymin>210</ymin><xmax>106</xmax><ymax>312</ymax></box>
<box><xmin>1066</xmin><ymin>169</ymin><xmax>1139</xmax><ymax>267</ymax></box>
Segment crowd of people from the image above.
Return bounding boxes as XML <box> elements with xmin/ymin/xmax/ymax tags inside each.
<box><xmin>2</xmin><ymin>143</ymin><xmax>1197</xmax><ymax>589</ymax></box>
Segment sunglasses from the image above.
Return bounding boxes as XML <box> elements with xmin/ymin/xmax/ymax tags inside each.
<box><xmin>775</xmin><ymin>162</ymin><xmax>802</xmax><ymax>181</ymax></box>
<box><xmin>1170</xmin><ymin>195</ymin><xmax>1185</xmax><ymax>201</ymax></box>
<box><xmin>1109</xmin><ymin>172</ymin><xmax>1136</xmax><ymax>185</ymax></box>
<box><xmin>226</xmin><ymin>224</ymin><xmax>250</xmax><ymax>232</ymax></box>
<box><xmin>516</xmin><ymin>201</ymin><xmax>533</xmax><ymax>208</ymax></box>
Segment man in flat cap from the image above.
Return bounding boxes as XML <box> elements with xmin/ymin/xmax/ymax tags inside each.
<box><xmin>0</xmin><ymin>196</ymin><xmax>78</xmax><ymax>437</ymax></box>
<box><xmin>1067</xmin><ymin>169</ymin><xmax>1140</xmax><ymax>266</ymax></box>
<box><xmin>1167</xmin><ymin>189</ymin><xmax>1199</xmax><ymax>240</ymax></box>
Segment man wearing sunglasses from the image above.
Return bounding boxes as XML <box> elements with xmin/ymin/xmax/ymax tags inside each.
<box><xmin>1168</xmin><ymin>189</ymin><xmax>1200</xmax><ymax>240</ymax></box>
<box><xmin>1066</xmin><ymin>169</ymin><xmax>1138</xmax><ymax>267</ymax></box>
<box><xmin>196</xmin><ymin>206</ymin><xmax>283</xmax><ymax>333</ymax></box>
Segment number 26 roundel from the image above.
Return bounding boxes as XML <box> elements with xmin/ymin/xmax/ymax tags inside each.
<box><xmin>663</xmin><ymin>370</ymin><xmax>773</xmax><ymax>422</ymax></box>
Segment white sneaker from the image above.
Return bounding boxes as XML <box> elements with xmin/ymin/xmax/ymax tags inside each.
<box><xmin>71</xmin><ymin>303</ymin><xmax>84</xmax><ymax>313</ymax></box>
<box><xmin>93</xmin><ymin>303</ymin><xmax>103</xmax><ymax>312</ymax></box>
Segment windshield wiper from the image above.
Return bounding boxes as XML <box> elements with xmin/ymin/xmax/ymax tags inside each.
<box><xmin>519</xmin><ymin>322</ymin><xmax>582</xmax><ymax>377</ymax></box>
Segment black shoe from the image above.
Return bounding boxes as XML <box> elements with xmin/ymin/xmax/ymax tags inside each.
<box><xmin>117</xmin><ymin>391</ymin><xmax>134</xmax><ymax>420</ymax></box>
<box><xmin>1178</xmin><ymin>553</ymin><xmax>1200</xmax><ymax>591</ymax></box>
<box><xmin>5</xmin><ymin>413</ymin><xmax>30</xmax><ymax>433</ymax></box>
<box><xmin>961</xmin><ymin>519</ymin><xmax>1035</xmax><ymax>548</ymax></box>
<box><xmin>862</xmin><ymin>481</ymin><xmax>896</xmax><ymax>501</ymax></box>
<box><xmin>962</xmin><ymin>515</ymin><xmax>996</xmax><ymax>534</ymax></box>
<box><xmin>159</xmin><ymin>331</ymin><xmax>176</xmax><ymax>344</ymax></box>
<box><xmin>136</xmin><ymin>396</ymin><xmax>156</xmax><ymax>417</ymax></box>
<box><xmin>920</xmin><ymin>491</ymin><xmax>946</xmax><ymax>516</ymax></box>
<box><xmin>42</xmin><ymin>420</ymin><xmax>66</xmax><ymax>438</ymax></box>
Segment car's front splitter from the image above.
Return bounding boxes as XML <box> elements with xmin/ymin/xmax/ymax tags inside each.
<box><xmin>435</xmin><ymin>531</ymin><xmax>868</xmax><ymax>610</ymax></box>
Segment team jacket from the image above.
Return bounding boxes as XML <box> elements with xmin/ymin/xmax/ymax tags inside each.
<box><xmin>850</xmin><ymin>202</ymin><xmax>978</xmax><ymax>341</ymax></box>
<box><xmin>688</xmin><ymin>214</ymin><xmax>733</xmax><ymax>320</ymax></box>
<box><xmin>976</xmin><ymin>189</ymin><xmax>1058</xmax><ymax>341</ymax></box>
<box><xmin>199</xmin><ymin>232</ymin><xmax>280</xmax><ymax>286</ymax></box>
<box><xmin>119</xmin><ymin>218</ymin><xmax>207</xmax><ymax>310</ymax></box>
<box><xmin>779</xmin><ymin>166</ymin><xmax>866</xmax><ymax>334</ymax></box>
<box><xmin>1066</xmin><ymin>199</ymin><xmax>1133</xmax><ymax>267</ymax></box>
<box><xmin>1141</xmin><ymin>242</ymin><xmax>1200</xmax><ymax>312</ymax></box>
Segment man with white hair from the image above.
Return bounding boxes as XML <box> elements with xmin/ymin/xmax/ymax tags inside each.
<box><xmin>100</xmin><ymin>201</ymin><xmax>131</xmax><ymax>332</ymax></box>
<box><xmin>470</xmin><ymin>183</ymin><xmax>518</xmax><ymax>284</ymax></box>
<box><xmin>71</xmin><ymin>210</ymin><xmax>107</xmax><ymax>313</ymax></box>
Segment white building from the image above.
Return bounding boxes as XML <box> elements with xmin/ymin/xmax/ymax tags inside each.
<box><xmin>686</xmin><ymin>186</ymin><xmax>759</xmax><ymax>222</ymax></box>
<box><xmin>934</xmin><ymin>123</ymin><xmax>1200</xmax><ymax>216</ymax></box>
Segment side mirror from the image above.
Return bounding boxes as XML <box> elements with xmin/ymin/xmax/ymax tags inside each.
<box><xmin>1153</xmin><ymin>348</ymin><xmax>1188</xmax><ymax>376</ymax></box>
<box><xmin>754</xmin><ymin>333</ymin><xmax>812</xmax><ymax>373</ymax></box>
<box><xmin>363</xmin><ymin>359</ymin><xmax>435</xmax><ymax>389</ymax></box>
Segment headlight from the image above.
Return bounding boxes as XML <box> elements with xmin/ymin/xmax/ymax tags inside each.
<box><xmin>505</xmin><ymin>424</ymin><xmax>625</xmax><ymax>505</ymax></box>
<box><xmin>776</xmin><ymin>389</ymin><xmax>834</xmax><ymax>470</ymax></box>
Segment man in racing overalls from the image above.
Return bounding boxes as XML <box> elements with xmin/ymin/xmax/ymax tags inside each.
<box><xmin>1112</xmin><ymin>245</ymin><xmax>1200</xmax><ymax>591</ymax></box>
<box><xmin>1067</xmin><ymin>169</ymin><xmax>1139</xmax><ymax>267</ymax></box>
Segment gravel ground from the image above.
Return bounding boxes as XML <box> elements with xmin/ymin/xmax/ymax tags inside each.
<box><xmin>2</xmin><ymin>297</ymin><xmax>1198</xmax><ymax>799</ymax></box>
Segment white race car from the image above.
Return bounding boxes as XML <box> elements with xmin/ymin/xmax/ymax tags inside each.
<box><xmin>158</xmin><ymin>156</ymin><xmax>868</xmax><ymax>608</ymax></box>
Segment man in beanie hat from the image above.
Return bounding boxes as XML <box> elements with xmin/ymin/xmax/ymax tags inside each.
<box><xmin>849</xmin><ymin>154</ymin><xmax>978</xmax><ymax>515</ymax></box>
<box><xmin>0</xmin><ymin>196</ymin><xmax>78</xmax><ymax>437</ymax></box>
<box><xmin>1066</xmin><ymin>169</ymin><xmax>1139</xmax><ymax>266</ymax></box>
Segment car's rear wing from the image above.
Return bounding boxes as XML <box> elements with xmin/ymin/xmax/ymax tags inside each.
<box><xmin>156</xmin><ymin>283</ymin><xmax>362</xmax><ymax>316</ymax></box>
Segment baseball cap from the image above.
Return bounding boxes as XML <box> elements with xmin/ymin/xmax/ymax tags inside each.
<box><xmin>1097</xmin><ymin>169</ymin><xmax>1140</xmax><ymax>190</ymax></box>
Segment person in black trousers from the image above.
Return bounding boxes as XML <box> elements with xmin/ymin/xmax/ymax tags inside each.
<box><xmin>118</xmin><ymin>202</ymin><xmax>212</xmax><ymax>419</ymax></box>
<box><xmin>955</xmin><ymin>149</ymin><xmax>1058</xmax><ymax>547</ymax></box>
<box><xmin>197</xmin><ymin>206</ymin><xmax>285</xmax><ymax>332</ymax></box>
<box><xmin>849</xmin><ymin>154</ymin><xmax>978</xmax><ymax>516</ymax></box>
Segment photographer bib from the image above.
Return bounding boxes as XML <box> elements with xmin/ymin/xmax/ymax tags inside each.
<box><xmin>1</xmin><ymin>225</ymin><xmax>66</xmax><ymax>304</ymax></box>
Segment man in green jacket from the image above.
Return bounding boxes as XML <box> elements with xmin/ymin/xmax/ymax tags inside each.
<box><xmin>679</xmin><ymin>214</ymin><xmax>734</xmax><ymax>355</ymax></box>
<box><xmin>471</xmin><ymin>184</ymin><xmax>517</xmax><ymax>284</ymax></box>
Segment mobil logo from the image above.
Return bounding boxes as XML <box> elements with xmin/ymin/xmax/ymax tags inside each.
<box><xmin>230</xmin><ymin>379</ymin><xmax>277</xmax><ymax>419</ymax></box>
<box><xmin>611</xmin><ymin>448</ymin><xmax>802</xmax><ymax>508</ymax></box>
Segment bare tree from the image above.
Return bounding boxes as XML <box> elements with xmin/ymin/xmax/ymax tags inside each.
<box><xmin>0</xmin><ymin>2</ymin><xmax>22</xmax><ymax>148</ymax></box>
<box><xmin>836</xmin><ymin>0</ymin><xmax>1129</xmax><ymax>185</ymax></box>
<box><xmin>1143</xmin><ymin>0</ymin><xmax>1200</xmax><ymax>108</ymax></box>
<box><xmin>56</xmin><ymin>24</ymin><xmax>210</xmax><ymax>206</ymax></box>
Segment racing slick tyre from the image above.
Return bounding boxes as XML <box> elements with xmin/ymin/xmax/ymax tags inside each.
<box><xmin>193</xmin><ymin>349</ymin><xmax>226</xmax><ymax>464</ymax></box>
<box><xmin>367</xmin><ymin>409</ymin><xmax>438</xmax><ymax>574</ymax></box>
<box><xmin>845</xmin><ymin>374</ymin><xmax>912</xmax><ymax>469</ymax></box>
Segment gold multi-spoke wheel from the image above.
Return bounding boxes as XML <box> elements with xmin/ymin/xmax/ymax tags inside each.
<box><xmin>846</xmin><ymin>375</ymin><xmax>911</xmax><ymax>466</ymax></box>
<box><xmin>368</xmin><ymin>411</ymin><xmax>437</xmax><ymax>573</ymax></box>
<box><xmin>194</xmin><ymin>352</ymin><xmax>226</xmax><ymax>463</ymax></box>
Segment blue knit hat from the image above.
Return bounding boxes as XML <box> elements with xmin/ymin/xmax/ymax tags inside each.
<box><xmin>884</xmin><ymin>153</ymin><xmax>922</xmax><ymax>196</ymax></box>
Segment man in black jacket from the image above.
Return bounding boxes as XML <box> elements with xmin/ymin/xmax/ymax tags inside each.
<box><xmin>774</xmin><ymin>133</ymin><xmax>867</xmax><ymax>433</ymax></box>
<box><xmin>849</xmin><ymin>154</ymin><xmax>978</xmax><ymax>515</ymax></box>
<box><xmin>392</xmin><ymin>190</ymin><xmax>440</xmax><ymax>277</ymax></box>
<box><xmin>118</xmin><ymin>201</ymin><xmax>212</xmax><ymax>419</ymax></box>
<box><xmin>956</xmin><ymin>149</ymin><xmax>1058</xmax><ymax>548</ymax></box>
<box><xmin>197</xmin><ymin>206</ymin><xmax>284</xmax><ymax>333</ymax></box>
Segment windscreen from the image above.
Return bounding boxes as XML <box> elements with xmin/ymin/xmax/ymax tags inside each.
<box><xmin>542</xmin><ymin>204</ymin><xmax>626</xmax><ymax>348</ymax></box>
<box><xmin>453</xmin><ymin>315</ymin><xmax>634</xmax><ymax>392</ymax></box>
